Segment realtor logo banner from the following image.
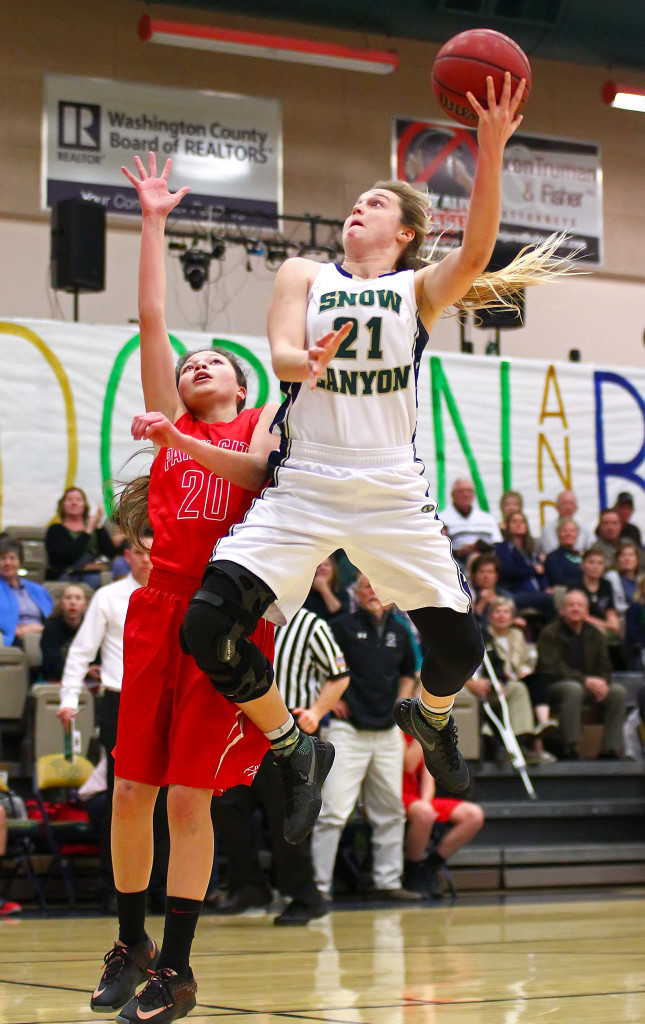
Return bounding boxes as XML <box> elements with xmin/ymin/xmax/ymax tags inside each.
<box><xmin>43</xmin><ymin>74</ymin><xmax>282</xmax><ymax>223</ymax></box>
<box><xmin>393</xmin><ymin>117</ymin><xmax>602</xmax><ymax>264</ymax></box>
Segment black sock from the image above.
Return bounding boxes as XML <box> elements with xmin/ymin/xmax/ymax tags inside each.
<box><xmin>156</xmin><ymin>896</ymin><xmax>203</xmax><ymax>976</ymax></box>
<box><xmin>117</xmin><ymin>889</ymin><xmax>148</xmax><ymax>946</ymax></box>
<box><xmin>426</xmin><ymin>850</ymin><xmax>446</xmax><ymax>872</ymax></box>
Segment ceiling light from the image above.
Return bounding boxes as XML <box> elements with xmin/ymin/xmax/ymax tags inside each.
<box><xmin>138</xmin><ymin>16</ymin><xmax>399</xmax><ymax>74</ymax></box>
<box><xmin>602</xmin><ymin>82</ymin><xmax>645</xmax><ymax>112</ymax></box>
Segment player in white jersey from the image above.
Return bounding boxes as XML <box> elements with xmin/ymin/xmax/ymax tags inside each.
<box><xmin>182</xmin><ymin>73</ymin><xmax>561</xmax><ymax>794</ymax></box>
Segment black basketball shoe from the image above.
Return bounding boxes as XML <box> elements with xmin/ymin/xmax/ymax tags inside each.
<box><xmin>394</xmin><ymin>698</ymin><xmax>470</xmax><ymax>793</ymax></box>
<box><xmin>90</xmin><ymin>936</ymin><xmax>159</xmax><ymax>1013</ymax></box>
<box><xmin>275</xmin><ymin>732</ymin><xmax>335</xmax><ymax>845</ymax></box>
<box><xmin>116</xmin><ymin>967</ymin><xmax>197</xmax><ymax>1024</ymax></box>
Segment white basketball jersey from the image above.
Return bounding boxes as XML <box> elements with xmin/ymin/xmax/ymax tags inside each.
<box><xmin>271</xmin><ymin>262</ymin><xmax>429</xmax><ymax>453</ymax></box>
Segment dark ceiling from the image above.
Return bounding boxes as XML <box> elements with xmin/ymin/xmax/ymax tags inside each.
<box><xmin>152</xmin><ymin>0</ymin><xmax>645</xmax><ymax>73</ymax></box>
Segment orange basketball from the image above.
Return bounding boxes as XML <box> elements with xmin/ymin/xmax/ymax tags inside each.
<box><xmin>432</xmin><ymin>29</ymin><xmax>531</xmax><ymax>128</ymax></box>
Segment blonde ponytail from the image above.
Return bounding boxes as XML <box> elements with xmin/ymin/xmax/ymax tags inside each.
<box><xmin>453</xmin><ymin>232</ymin><xmax>579</xmax><ymax>317</ymax></box>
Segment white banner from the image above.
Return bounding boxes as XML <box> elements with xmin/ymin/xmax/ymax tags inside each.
<box><xmin>393</xmin><ymin>117</ymin><xmax>602</xmax><ymax>264</ymax></box>
<box><xmin>1</xmin><ymin>319</ymin><xmax>643</xmax><ymax>536</ymax></box>
<box><xmin>42</xmin><ymin>74</ymin><xmax>282</xmax><ymax>223</ymax></box>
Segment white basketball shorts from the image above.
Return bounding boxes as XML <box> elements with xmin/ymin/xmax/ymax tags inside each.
<box><xmin>211</xmin><ymin>440</ymin><xmax>471</xmax><ymax>625</ymax></box>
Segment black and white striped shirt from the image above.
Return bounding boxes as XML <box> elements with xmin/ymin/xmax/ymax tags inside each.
<box><xmin>274</xmin><ymin>607</ymin><xmax>347</xmax><ymax>710</ymax></box>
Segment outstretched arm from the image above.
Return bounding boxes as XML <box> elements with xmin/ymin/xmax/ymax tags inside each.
<box><xmin>121</xmin><ymin>153</ymin><xmax>191</xmax><ymax>421</ymax></box>
<box><xmin>131</xmin><ymin>403</ymin><xmax>280</xmax><ymax>491</ymax></box>
<box><xmin>416</xmin><ymin>73</ymin><xmax>525</xmax><ymax>326</ymax></box>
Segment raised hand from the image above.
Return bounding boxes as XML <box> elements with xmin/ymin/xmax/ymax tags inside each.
<box><xmin>121</xmin><ymin>151</ymin><xmax>190</xmax><ymax>218</ymax></box>
<box><xmin>468</xmin><ymin>72</ymin><xmax>525</xmax><ymax>149</ymax></box>
<box><xmin>307</xmin><ymin>320</ymin><xmax>353</xmax><ymax>389</ymax></box>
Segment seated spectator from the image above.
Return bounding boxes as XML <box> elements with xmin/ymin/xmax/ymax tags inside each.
<box><xmin>605</xmin><ymin>540</ymin><xmax>642</xmax><ymax>619</ymax></box>
<box><xmin>402</xmin><ymin>734</ymin><xmax>484</xmax><ymax>898</ymax></box>
<box><xmin>539</xmin><ymin>490</ymin><xmax>594</xmax><ymax>556</ymax></box>
<box><xmin>0</xmin><ymin>803</ymin><xmax>22</xmax><ymax>915</ymax></box>
<box><xmin>495</xmin><ymin>512</ymin><xmax>555</xmax><ymax>625</ymax></box>
<box><xmin>439</xmin><ymin>478</ymin><xmax>502</xmax><ymax>565</ymax></box>
<box><xmin>109</xmin><ymin>527</ymin><xmax>130</xmax><ymax>580</ymax></box>
<box><xmin>45</xmin><ymin>487</ymin><xmax>116</xmax><ymax>589</ymax></box>
<box><xmin>469</xmin><ymin>554</ymin><xmax>514</xmax><ymax>628</ymax></box>
<box><xmin>303</xmin><ymin>554</ymin><xmax>349</xmax><ymax>621</ymax></box>
<box><xmin>614</xmin><ymin>491</ymin><xmax>642</xmax><ymax>547</ymax></box>
<box><xmin>485</xmin><ymin>597</ymin><xmax>557</xmax><ymax>761</ymax></box>
<box><xmin>593</xmin><ymin>508</ymin><xmax>623</xmax><ymax>569</ymax></box>
<box><xmin>0</xmin><ymin>539</ymin><xmax>53</xmax><ymax>647</ymax></box>
<box><xmin>544</xmin><ymin>519</ymin><xmax>584</xmax><ymax>588</ymax></box>
<box><xmin>580</xmin><ymin>548</ymin><xmax>621</xmax><ymax>640</ymax></box>
<box><xmin>40</xmin><ymin>584</ymin><xmax>88</xmax><ymax>681</ymax></box>
<box><xmin>498</xmin><ymin>490</ymin><xmax>523</xmax><ymax>533</ymax></box>
<box><xmin>466</xmin><ymin>629</ymin><xmax>539</xmax><ymax>763</ymax></box>
<box><xmin>625</xmin><ymin>577</ymin><xmax>645</xmax><ymax>670</ymax></box>
<box><xmin>536</xmin><ymin>590</ymin><xmax>626</xmax><ymax>759</ymax></box>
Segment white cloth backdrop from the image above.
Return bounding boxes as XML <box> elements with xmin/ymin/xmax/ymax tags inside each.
<box><xmin>1</xmin><ymin>318</ymin><xmax>643</xmax><ymax>536</ymax></box>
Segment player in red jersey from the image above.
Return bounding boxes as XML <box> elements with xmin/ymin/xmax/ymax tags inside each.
<box><xmin>90</xmin><ymin>154</ymin><xmax>333</xmax><ymax>1024</ymax></box>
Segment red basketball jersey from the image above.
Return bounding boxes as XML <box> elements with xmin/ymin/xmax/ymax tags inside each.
<box><xmin>148</xmin><ymin>407</ymin><xmax>264</xmax><ymax>578</ymax></box>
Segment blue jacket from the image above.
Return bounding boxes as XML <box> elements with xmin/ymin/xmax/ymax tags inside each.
<box><xmin>494</xmin><ymin>541</ymin><xmax>545</xmax><ymax>594</ymax></box>
<box><xmin>0</xmin><ymin>578</ymin><xmax>53</xmax><ymax>646</ymax></box>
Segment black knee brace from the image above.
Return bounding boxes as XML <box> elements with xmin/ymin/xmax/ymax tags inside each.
<box><xmin>180</xmin><ymin>561</ymin><xmax>276</xmax><ymax>703</ymax></box>
<box><xmin>408</xmin><ymin>606</ymin><xmax>484</xmax><ymax>697</ymax></box>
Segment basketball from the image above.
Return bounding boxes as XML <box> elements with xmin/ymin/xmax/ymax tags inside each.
<box><xmin>432</xmin><ymin>29</ymin><xmax>531</xmax><ymax>128</ymax></box>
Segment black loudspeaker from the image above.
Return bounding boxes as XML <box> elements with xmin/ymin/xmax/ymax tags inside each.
<box><xmin>475</xmin><ymin>242</ymin><xmax>525</xmax><ymax>331</ymax></box>
<box><xmin>50</xmin><ymin>198</ymin><xmax>106</xmax><ymax>292</ymax></box>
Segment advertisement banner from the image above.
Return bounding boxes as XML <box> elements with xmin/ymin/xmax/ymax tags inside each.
<box><xmin>42</xmin><ymin>74</ymin><xmax>282</xmax><ymax>223</ymax></box>
<box><xmin>393</xmin><ymin>117</ymin><xmax>602</xmax><ymax>264</ymax></box>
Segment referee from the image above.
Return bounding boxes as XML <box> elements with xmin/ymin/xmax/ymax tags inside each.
<box><xmin>211</xmin><ymin>603</ymin><xmax>348</xmax><ymax>925</ymax></box>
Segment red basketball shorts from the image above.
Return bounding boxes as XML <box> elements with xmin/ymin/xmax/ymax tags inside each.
<box><xmin>114</xmin><ymin>567</ymin><xmax>272</xmax><ymax>793</ymax></box>
<box><xmin>402</xmin><ymin>771</ymin><xmax>461</xmax><ymax>821</ymax></box>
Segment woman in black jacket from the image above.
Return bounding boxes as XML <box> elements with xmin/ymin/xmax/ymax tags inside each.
<box><xmin>45</xmin><ymin>487</ymin><xmax>115</xmax><ymax>588</ymax></box>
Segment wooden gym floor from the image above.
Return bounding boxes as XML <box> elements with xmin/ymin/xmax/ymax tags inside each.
<box><xmin>2</xmin><ymin>892</ymin><xmax>645</xmax><ymax>1023</ymax></box>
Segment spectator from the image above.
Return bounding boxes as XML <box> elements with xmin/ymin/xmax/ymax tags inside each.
<box><xmin>495</xmin><ymin>512</ymin><xmax>555</xmax><ymax>624</ymax></box>
<box><xmin>211</xmin><ymin>602</ymin><xmax>349</xmax><ymax>925</ymax></box>
<box><xmin>614</xmin><ymin>491</ymin><xmax>642</xmax><ymax>547</ymax></box>
<box><xmin>625</xmin><ymin>577</ymin><xmax>645</xmax><ymax>670</ymax></box>
<box><xmin>467</xmin><ymin>609</ymin><xmax>540</xmax><ymax>764</ymax></box>
<box><xmin>311</xmin><ymin>575</ymin><xmax>421</xmax><ymax>902</ymax></box>
<box><xmin>469</xmin><ymin>554</ymin><xmax>514</xmax><ymax>628</ymax></box>
<box><xmin>593</xmin><ymin>509</ymin><xmax>623</xmax><ymax>569</ymax></box>
<box><xmin>485</xmin><ymin>597</ymin><xmax>557</xmax><ymax>761</ymax></box>
<box><xmin>0</xmin><ymin>803</ymin><xmax>22</xmax><ymax>915</ymax></box>
<box><xmin>403</xmin><ymin>734</ymin><xmax>484</xmax><ymax>898</ymax></box>
<box><xmin>539</xmin><ymin>490</ymin><xmax>594</xmax><ymax>555</ymax></box>
<box><xmin>45</xmin><ymin>487</ymin><xmax>116</xmax><ymax>588</ymax></box>
<box><xmin>40</xmin><ymin>584</ymin><xmax>88</xmax><ymax>681</ymax></box>
<box><xmin>544</xmin><ymin>519</ymin><xmax>584</xmax><ymax>588</ymax></box>
<box><xmin>56</xmin><ymin>535</ymin><xmax>169</xmax><ymax>912</ymax></box>
<box><xmin>439</xmin><ymin>478</ymin><xmax>502</xmax><ymax>564</ymax></box>
<box><xmin>579</xmin><ymin>548</ymin><xmax>621</xmax><ymax>640</ymax></box>
<box><xmin>0</xmin><ymin>538</ymin><xmax>52</xmax><ymax>647</ymax></box>
<box><xmin>605</xmin><ymin>541</ymin><xmax>642</xmax><ymax>619</ymax></box>
<box><xmin>303</xmin><ymin>555</ymin><xmax>349</xmax><ymax>622</ymax></box>
<box><xmin>536</xmin><ymin>590</ymin><xmax>626</xmax><ymax>760</ymax></box>
<box><xmin>498</xmin><ymin>490</ymin><xmax>523</xmax><ymax>533</ymax></box>
<box><xmin>109</xmin><ymin>527</ymin><xmax>131</xmax><ymax>580</ymax></box>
